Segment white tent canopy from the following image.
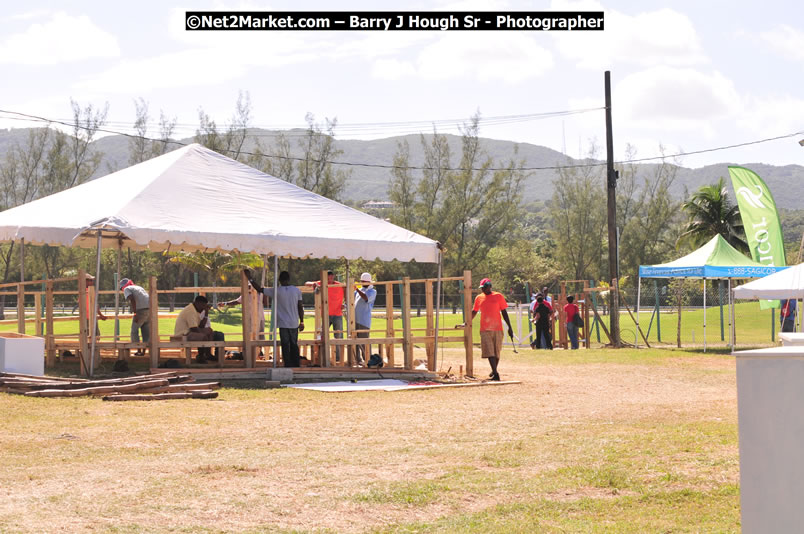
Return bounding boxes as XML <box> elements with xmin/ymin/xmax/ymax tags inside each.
<box><xmin>733</xmin><ymin>263</ymin><xmax>804</xmax><ymax>299</ymax></box>
<box><xmin>0</xmin><ymin>144</ymin><xmax>439</xmax><ymax>263</ymax></box>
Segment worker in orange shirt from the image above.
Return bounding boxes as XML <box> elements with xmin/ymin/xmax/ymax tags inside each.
<box><xmin>458</xmin><ymin>278</ymin><xmax>513</xmax><ymax>381</ymax></box>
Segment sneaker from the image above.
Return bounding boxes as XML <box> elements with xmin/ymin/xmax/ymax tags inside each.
<box><xmin>491</xmin><ymin>372</ymin><xmax>501</xmax><ymax>381</ymax></box>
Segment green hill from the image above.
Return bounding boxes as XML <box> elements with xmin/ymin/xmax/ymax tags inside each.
<box><xmin>2</xmin><ymin>127</ymin><xmax>803</xmax><ymax>208</ymax></box>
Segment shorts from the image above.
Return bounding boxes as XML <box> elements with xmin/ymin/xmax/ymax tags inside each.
<box><xmin>480</xmin><ymin>330</ymin><xmax>504</xmax><ymax>359</ymax></box>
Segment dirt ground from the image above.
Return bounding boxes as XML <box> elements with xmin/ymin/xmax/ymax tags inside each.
<box><xmin>0</xmin><ymin>348</ymin><xmax>740</xmax><ymax>533</ymax></box>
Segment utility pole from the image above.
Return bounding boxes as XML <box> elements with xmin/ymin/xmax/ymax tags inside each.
<box><xmin>605</xmin><ymin>71</ymin><xmax>620</xmax><ymax>347</ymax></box>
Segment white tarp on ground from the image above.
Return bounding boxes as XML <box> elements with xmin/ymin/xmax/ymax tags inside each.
<box><xmin>284</xmin><ymin>379</ymin><xmax>409</xmax><ymax>392</ymax></box>
<box><xmin>733</xmin><ymin>263</ymin><xmax>804</xmax><ymax>299</ymax></box>
<box><xmin>0</xmin><ymin>144</ymin><xmax>439</xmax><ymax>263</ymax></box>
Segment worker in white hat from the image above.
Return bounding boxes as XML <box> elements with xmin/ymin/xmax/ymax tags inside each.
<box><xmin>353</xmin><ymin>272</ymin><xmax>377</xmax><ymax>366</ymax></box>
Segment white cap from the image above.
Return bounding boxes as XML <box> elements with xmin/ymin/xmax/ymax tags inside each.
<box><xmin>360</xmin><ymin>272</ymin><xmax>373</xmax><ymax>283</ymax></box>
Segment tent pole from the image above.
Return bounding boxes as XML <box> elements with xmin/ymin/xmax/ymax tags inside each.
<box><xmin>703</xmin><ymin>277</ymin><xmax>707</xmax><ymax>352</ymax></box>
<box><xmin>434</xmin><ymin>249</ymin><xmax>443</xmax><ymax>371</ymax></box>
<box><xmin>89</xmin><ymin>230</ymin><xmax>102</xmax><ymax>377</ymax></box>
<box><xmin>728</xmin><ymin>279</ymin><xmax>734</xmax><ymax>349</ymax></box>
<box><xmin>636</xmin><ymin>276</ymin><xmax>641</xmax><ymax>347</ymax></box>
<box><xmin>114</xmin><ymin>239</ymin><xmax>121</xmax><ymax>344</ymax></box>
<box><xmin>345</xmin><ymin>260</ymin><xmax>351</xmax><ymax>347</ymax></box>
<box><xmin>272</xmin><ymin>255</ymin><xmax>278</xmax><ymax>368</ymax></box>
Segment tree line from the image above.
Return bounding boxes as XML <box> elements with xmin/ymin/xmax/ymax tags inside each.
<box><xmin>0</xmin><ymin>92</ymin><xmax>793</xmax><ymax>315</ymax></box>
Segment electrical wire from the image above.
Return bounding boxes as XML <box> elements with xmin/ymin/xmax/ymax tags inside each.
<box><xmin>0</xmin><ymin>108</ymin><xmax>801</xmax><ymax>173</ymax></box>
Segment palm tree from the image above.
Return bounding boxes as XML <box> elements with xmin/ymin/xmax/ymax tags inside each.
<box><xmin>676</xmin><ymin>177</ymin><xmax>749</xmax><ymax>253</ymax></box>
<box><xmin>168</xmin><ymin>251</ymin><xmax>264</xmax><ymax>307</ymax></box>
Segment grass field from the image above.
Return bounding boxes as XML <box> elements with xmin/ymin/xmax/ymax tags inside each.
<box><xmin>0</xmin><ymin>299</ymin><xmax>782</xmax><ymax>350</ymax></box>
<box><xmin>0</xmin><ymin>345</ymin><xmax>742</xmax><ymax>533</ymax></box>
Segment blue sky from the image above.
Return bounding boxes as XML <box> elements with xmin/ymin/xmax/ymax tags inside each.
<box><xmin>1</xmin><ymin>0</ymin><xmax>802</xmax><ymax>168</ymax></box>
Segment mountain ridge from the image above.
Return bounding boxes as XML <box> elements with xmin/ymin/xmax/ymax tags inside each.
<box><xmin>1</xmin><ymin>127</ymin><xmax>802</xmax><ymax>208</ymax></box>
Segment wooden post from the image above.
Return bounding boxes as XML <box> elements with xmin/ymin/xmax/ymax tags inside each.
<box><xmin>45</xmin><ymin>281</ymin><xmax>55</xmax><ymax>367</ymax></box>
<box><xmin>558</xmin><ymin>282</ymin><xmax>567</xmax><ymax>349</ymax></box>
<box><xmin>34</xmin><ymin>292</ymin><xmax>42</xmax><ymax>337</ymax></box>
<box><xmin>77</xmin><ymin>270</ymin><xmax>90</xmax><ymax>376</ymax></box>
<box><xmin>241</xmin><ymin>271</ymin><xmax>254</xmax><ymax>367</ymax></box>
<box><xmin>583</xmin><ymin>282</ymin><xmax>590</xmax><ymax>348</ymax></box>
<box><xmin>463</xmin><ymin>270</ymin><xmax>473</xmax><ymax>377</ymax></box>
<box><xmin>346</xmin><ymin>273</ymin><xmax>355</xmax><ymax>366</ymax></box>
<box><xmin>19</xmin><ymin>239</ymin><xmax>25</xmax><ymax>333</ymax></box>
<box><xmin>320</xmin><ymin>270</ymin><xmax>330</xmax><ymax>368</ymax></box>
<box><xmin>425</xmin><ymin>280</ymin><xmax>434</xmax><ymax>370</ymax></box>
<box><xmin>385</xmin><ymin>283</ymin><xmax>395</xmax><ymax>367</ymax></box>
<box><xmin>16</xmin><ymin>283</ymin><xmax>25</xmax><ymax>334</ymax></box>
<box><xmin>402</xmin><ymin>276</ymin><xmax>412</xmax><ymax>370</ymax></box>
<box><xmin>314</xmin><ymin>289</ymin><xmax>321</xmax><ymax>366</ymax></box>
<box><xmin>148</xmin><ymin>276</ymin><xmax>159</xmax><ymax>368</ymax></box>
<box><xmin>251</xmin><ymin>288</ymin><xmax>260</xmax><ymax>362</ymax></box>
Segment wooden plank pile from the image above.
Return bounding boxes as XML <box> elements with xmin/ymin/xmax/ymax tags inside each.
<box><xmin>0</xmin><ymin>371</ymin><xmax>219</xmax><ymax>401</ymax></box>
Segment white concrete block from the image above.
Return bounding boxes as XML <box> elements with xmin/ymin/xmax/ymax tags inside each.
<box><xmin>0</xmin><ymin>333</ymin><xmax>45</xmax><ymax>376</ymax></box>
<box><xmin>266</xmin><ymin>368</ymin><xmax>293</xmax><ymax>383</ymax></box>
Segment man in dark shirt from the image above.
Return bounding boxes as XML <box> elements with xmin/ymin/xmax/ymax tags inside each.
<box><xmin>531</xmin><ymin>296</ymin><xmax>553</xmax><ymax>350</ymax></box>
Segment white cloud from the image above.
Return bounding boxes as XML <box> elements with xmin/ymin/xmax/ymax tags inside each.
<box><xmin>379</xmin><ymin>33</ymin><xmax>553</xmax><ymax>83</ymax></box>
<box><xmin>738</xmin><ymin>95</ymin><xmax>804</xmax><ymax>138</ymax></box>
<box><xmin>0</xmin><ymin>11</ymin><xmax>120</xmax><ymax>64</ymax></box>
<box><xmin>371</xmin><ymin>58</ymin><xmax>417</xmax><ymax>80</ymax></box>
<box><xmin>551</xmin><ymin>1</ymin><xmax>707</xmax><ymax>69</ymax></box>
<box><xmin>7</xmin><ymin>9</ymin><xmax>53</xmax><ymax>21</ymax></box>
<box><xmin>759</xmin><ymin>24</ymin><xmax>804</xmax><ymax>62</ymax></box>
<box><xmin>74</xmin><ymin>45</ymin><xmax>318</xmax><ymax>94</ymax></box>
<box><xmin>614</xmin><ymin>66</ymin><xmax>742</xmax><ymax>134</ymax></box>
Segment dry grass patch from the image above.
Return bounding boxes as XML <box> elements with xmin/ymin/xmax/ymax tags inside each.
<box><xmin>1</xmin><ymin>347</ymin><xmax>740</xmax><ymax>533</ymax></box>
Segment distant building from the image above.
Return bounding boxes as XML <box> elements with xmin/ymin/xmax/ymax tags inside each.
<box><xmin>362</xmin><ymin>201</ymin><xmax>395</xmax><ymax>210</ymax></box>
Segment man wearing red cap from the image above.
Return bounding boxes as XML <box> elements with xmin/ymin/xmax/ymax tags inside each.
<box><xmin>459</xmin><ymin>278</ymin><xmax>513</xmax><ymax>381</ymax></box>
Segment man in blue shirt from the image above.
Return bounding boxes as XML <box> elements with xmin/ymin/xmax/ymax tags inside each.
<box><xmin>354</xmin><ymin>272</ymin><xmax>377</xmax><ymax>367</ymax></box>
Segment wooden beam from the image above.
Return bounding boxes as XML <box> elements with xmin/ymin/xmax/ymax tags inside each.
<box><xmin>463</xmin><ymin>270</ymin><xmax>473</xmax><ymax>377</ymax></box>
<box><xmin>425</xmin><ymin>280</ymin><xmax>434</xmax><ymax>370</ymax></box>
<box><xmin>149</xmin><ymin>276</ymin><xmax>160</xmax><ymax>367</ymax></box>
<box><xmin>346</xmin><ymin>273</ymin><xmax>355</xmax><ymax>366</ymax></box>
<box><xmin>385</xmin><ymin>283</ymin><xmax>395</xmax><ymax>367</ymax></box>
<box><xmin>402</xmin><ymin>277</ymin><xmax>412</xmax><ymax>370</ymax></box>
<box><xmin>320</xmin><ymin>270</ymin><xmax>330</xmax><ymax>368</ymax></box>
<box><xmin>45</xmin><ymin>281</ymin><xmax>55</xmax><ymax>367</ymax></box>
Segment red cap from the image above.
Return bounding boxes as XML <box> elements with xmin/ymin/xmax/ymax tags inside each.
<box><xmin>478</xmin><ymin>278</ymin><xmax>491</xmax><ymax>288</ymax></box>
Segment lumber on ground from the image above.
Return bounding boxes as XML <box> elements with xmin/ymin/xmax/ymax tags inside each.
<box><xmin>23</xmin><ymin>378</ymin><xmax>170</xmax><ymax>398</ymax></box>
<box><xmin>102</xmin><ymin>391</ymin><xmax>218</xmax><ymax>401</ymax></box>
<box><xmin>133</xmin><ymin>382</ymin><xmax>221</xmax><ymax>394</ymax></box>
<box><xmin>0</xmin><ymin>374</ymin><xmax>194</xmax><ymax>391</ymax></box>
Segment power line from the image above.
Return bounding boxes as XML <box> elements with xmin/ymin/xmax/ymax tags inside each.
<box><xmin>0</xmin><ymin>108</ymin><xmax>801</xmax><ymax>173</ymax></box>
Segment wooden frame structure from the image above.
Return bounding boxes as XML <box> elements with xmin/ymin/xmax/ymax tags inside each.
<box><xmin>8</xmin><ymin>270</ymin><xmax>476</xmax><ymax>376</ymax></box>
